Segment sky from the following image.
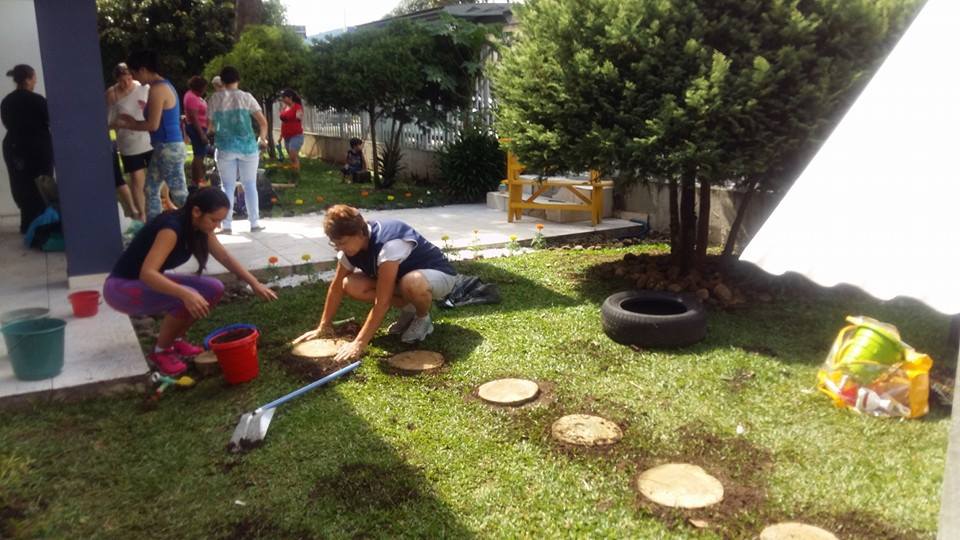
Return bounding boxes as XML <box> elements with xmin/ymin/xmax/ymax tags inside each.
<box><xmin>282</xmin><ymin>0</ymin><xmax>401</xmax><ymax>36</ymax></box>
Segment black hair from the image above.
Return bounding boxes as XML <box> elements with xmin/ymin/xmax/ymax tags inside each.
<box><xmin>179</xmin><ymin>188</ymin><xmax>230</xmax><ymax>274</ymax></box>
<box><xmin>6</xmin><ymin>64</ymin><xmax>35</xmax><ymax>86</ymax></box>
<box><xmin>349</xmin><ymin>138</ymin><xmax>363</xmax><ymax>148</ymax></box>
<box><xmin>187</xmin><ymin>75</ymin><xmax>208</xmax><ymax>94</ymax></box>
<box><xmin>220</xmin><ymin>66</ymin><xmax>240</xmax><ymax>85</ymax></box>
<box><xmin>126</xmin><ymin>50</ymin><xmax>159</xmax><ymax>73</ymax></box>
<box><xmin>280</xmin><ymin>88</ymin><xmax>302</xmax><ymax>104</ymax></box>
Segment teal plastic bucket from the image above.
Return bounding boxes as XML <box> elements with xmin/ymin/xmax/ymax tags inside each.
<box><xmin>1</xmin><ymin>318</ymin><xmax>66</xmax><ymax>381</ymax></box>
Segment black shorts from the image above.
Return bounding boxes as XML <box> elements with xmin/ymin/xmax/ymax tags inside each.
<box><xmin>120</xmin><ymin>150</ymin><xmax>152</xmax><ymax>174</ymax></box>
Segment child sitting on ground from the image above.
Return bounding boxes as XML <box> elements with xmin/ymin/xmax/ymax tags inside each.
<box><xmin>340</xmin><ymin>137</ymin><xmax>369</xmax><ymax>183</ymax></box>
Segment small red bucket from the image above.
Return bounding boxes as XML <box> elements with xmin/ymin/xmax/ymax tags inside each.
<box><xmin>68</xmin><ymin>290</ymin><xmax>100</xmax><ymax>317</ymax></box>
<box><xmin>208</xmin><ymin>327</ymin><xmax>260</xmax><ymax>384</ymax></box>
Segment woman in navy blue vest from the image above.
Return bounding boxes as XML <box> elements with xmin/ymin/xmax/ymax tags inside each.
<box><xmin>295</xmin><ymin>205</ymin><xmax>456</xmax><ymax>361</ymax></box>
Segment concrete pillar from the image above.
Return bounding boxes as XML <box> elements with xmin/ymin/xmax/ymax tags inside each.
<box><xmin>34</xmin><ymin>0</ymin><xmax>121</xmax><ymax>276</ymax></box>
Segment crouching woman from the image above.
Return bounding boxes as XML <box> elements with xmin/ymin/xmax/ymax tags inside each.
<box><xmin>295</xmin><ymin>205</ymin><xmax>456</xmax><ymax>361</ymax></box>
<box><xmin>103</xmin><ymin>188</ymin><xmax>277</xmax><ymax>375</ymax></box>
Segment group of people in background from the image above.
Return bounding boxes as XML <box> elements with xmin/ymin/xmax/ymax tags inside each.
<box><xmin>4</xmin><ymin>55</ymin><xmax>452</xmax><ymax>377</ymax></box>
<box><xmin>108</xmin><ymin>50</ymin><xmax>278</xmax><ymax>234</ymax></box>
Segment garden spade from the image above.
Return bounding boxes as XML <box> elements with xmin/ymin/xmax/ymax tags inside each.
<box><xmin>228</xmin><ymin>360</ymin><xmax>361</xmax><ymax>452</ymax></box>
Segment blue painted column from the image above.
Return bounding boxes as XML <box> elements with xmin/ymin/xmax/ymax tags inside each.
<box><xmin>34</xmin><ymin>0</ymin><xmax>121</xmax><ymax>276</ymax></box>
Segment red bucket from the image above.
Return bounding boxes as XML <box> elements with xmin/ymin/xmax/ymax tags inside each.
<box><xmin>68</xmin><ymin>290</ymin><xmax>100</xmax><ymax>317</ymax></box>
<box><xmin>209</xmin><ymin>327</ymin><xmax>260</xmax><ymax>384</ymax></box>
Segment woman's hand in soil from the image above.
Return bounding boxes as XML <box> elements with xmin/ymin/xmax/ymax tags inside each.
<box><xmin>334</xmin><ymin>340</ymin><xmax>365</xmax><ymax>362</ymax></box>
<box><xmin>252</xmin><ymin>282</ymin><xmax>278</xmax><ymax>302</ymax></box>
<box><xmin>181</xmin><ymin>289</ymin><xmax>211</xmax><ymax>319</ymax></box>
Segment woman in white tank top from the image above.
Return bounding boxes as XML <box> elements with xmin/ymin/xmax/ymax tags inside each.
<box><xmin>107</xmin><ymin>63</ymin><xmax>152</xmax><ymax>221</ymax></box>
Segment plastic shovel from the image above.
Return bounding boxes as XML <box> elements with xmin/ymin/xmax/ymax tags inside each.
<box><xmin>227</xmin><ymin>360</ymin><xmax>360</xmax><ymax>452</ymax></box>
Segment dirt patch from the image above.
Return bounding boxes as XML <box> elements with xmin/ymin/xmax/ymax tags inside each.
<box><xmin>583</xmin><ymin>252</ymin><xmax>810</xmax><ymax>308</ymax></box>
<box><xmin>220</xmin><ymin>513</ymin><xmax>313</xmax><ymax>540</ymax></box>
<box><xmin>311</xmin><ymin>462</ymin><xmax>424</xmax><ymax>510</ymax></box>
<box><xmin>1</xmin><ymin>502</ymin><xmax>27</xmax><ymax>538</ymax></box>
<box><xmin>627</xmin><ymin>423</ymin><xmax>773</xmax><ymax>538</ymax></box>
<box><xmin>278</xmin><ymin>323</ymin><xmax>360</xmax><ymax>381</ymax></box>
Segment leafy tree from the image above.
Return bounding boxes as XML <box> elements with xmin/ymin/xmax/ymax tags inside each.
<box><xmin>205</xmin><ymin>25</ymin><xmax>309</xmax><ymax>159</ymax></box>
<box><xmin>494</xmin><ymin>0</ymin><xmax>922</xmax><ymax>271</ymax></box>
<box><xmin>304</xmin><ymin>17</ymin><xmax>490</xmax><ymax>188</ymax></box>
<box><xmin>97</xmin><ymin>0</ymin><xmax>235</xmax><ymax>88</ymax></box>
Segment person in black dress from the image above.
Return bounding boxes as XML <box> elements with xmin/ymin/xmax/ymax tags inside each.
<box><xmin>1</xmin><ymin>64</ymin><xmax>53</xmax><ymax>234</ymax></box>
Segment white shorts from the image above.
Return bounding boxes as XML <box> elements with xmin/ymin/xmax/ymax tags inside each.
<box><xmin>414</xmin><ymin>270</ymin><xmax>457</xmax><ymax>300</ymax></box>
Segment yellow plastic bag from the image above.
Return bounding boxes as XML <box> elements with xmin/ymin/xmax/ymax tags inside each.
<box><xmin>816</xmin><ymin>316</ymin><xmax>931</xmax><ymax>418</ymax></box>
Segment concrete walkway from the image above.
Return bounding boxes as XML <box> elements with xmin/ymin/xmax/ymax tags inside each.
<box><xmin>178</xmin><ymin>203</ymin><xmax>641</xmax><ymax>275</ymax></box>
<box><xmin>1</xmin><ymin>204</ymin><xmax>640</xmax><ymax>404</ymax></box>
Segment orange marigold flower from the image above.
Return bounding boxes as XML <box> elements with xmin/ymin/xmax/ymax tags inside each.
<box><xmin>536</xmin><ymin>223</ymin><xmax>544</xmax><ymax>230</ymax></box>
<box><xmin>405</xmin><ymin>192</ymin><xmax>412</xmax><ymax>197</ymax></box>
<box><xmin>268</xmin><ymin>256</ymin><xmax>279</xmax><ymax>264</ymax></box>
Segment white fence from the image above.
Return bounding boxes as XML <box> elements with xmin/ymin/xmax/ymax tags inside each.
<box><xmin>273</xmin><ymin>104</ymin><xmax>475</xmax><ymax>152</ymax></box>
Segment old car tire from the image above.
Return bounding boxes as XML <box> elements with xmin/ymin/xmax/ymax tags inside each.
<box><xmin>601</xmin><ymin>290</ymin><xmax>706</xmax><ymax>347</ymax></box>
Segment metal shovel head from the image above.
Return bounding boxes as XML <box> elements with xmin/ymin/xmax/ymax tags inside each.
<box><xmin>228</xmin><ymin>408</ymin><xmax>275</xmax><ymax>453</ymax></box>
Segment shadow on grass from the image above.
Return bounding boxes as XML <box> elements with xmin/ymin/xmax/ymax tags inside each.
<box><xmin>369</xmin><ymin>323</ymin><xmax>484</xmax><ymax>371</ymax></box>
<box><xmin>571</xmin><ymin>255</ymin><xmax>957</xmax><ymax>371</ymax></box>
<box><xmin>208</xmin><ymin>390</ymin><xmax>475</xmax><ymax>539</ymax></box>
<box><xmin>436</xmin><ymin>259</ymin><xmax>580</xmax><ymax>321</ymax></box>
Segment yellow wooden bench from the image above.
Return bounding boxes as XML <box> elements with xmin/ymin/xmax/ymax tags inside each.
<box><xmin>502</xmin><ymin>146</ymin><xmax>613</xmax><ymax>226</ymax></box>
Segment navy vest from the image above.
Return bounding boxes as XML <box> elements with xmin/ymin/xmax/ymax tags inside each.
<box><xmin>346</xmin><ymin>220</ymin><xmax>455</xmax><ymax>280</ymax></box>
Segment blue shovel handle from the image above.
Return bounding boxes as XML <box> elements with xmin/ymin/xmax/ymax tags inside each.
<box><xmin>256</xmin><ymin>360</ymin><xmax>361</xmax><ymax>412</ymax></box>
<box><xmin>203</xmin><ymin>323</ymin><xmax>258</xmax><ymax>350</ymax></box>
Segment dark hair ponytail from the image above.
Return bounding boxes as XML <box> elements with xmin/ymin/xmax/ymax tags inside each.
<box><xmin>179</xmin><ymin>188</ymin><xmax>229</xmax><ymax>274</ymax></box>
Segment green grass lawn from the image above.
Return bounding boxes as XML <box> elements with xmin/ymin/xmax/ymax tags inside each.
<box><xmin>0</xmin><ymin>246</ymin><xmax>952</xmax><ymax>539</ymax></box>
<box><xmin>258</xmin><ymin>158</ymin><xmax>446</xmax><ymax>216</ymax></box>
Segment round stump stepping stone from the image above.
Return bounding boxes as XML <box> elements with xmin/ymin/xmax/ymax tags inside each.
<box><xmin>550</xmin><ymin>414</ymin><xmax>623</xmax><ymax>446</ymax></box>
<box><xmin>194</xmin><ymin>350</ymin><xmax>220</xmax><ymax>376</ymax></box>
<box><xmin>384</xmin><ymin>350</ymin><xmax>445</xmax><ymax>373</ymax></box>
<box><xmin>478</xmin><ymin>378</ymin><xmax>540</xmax><ymax>406</ymax></box>
<box><xmin>636</xmin><ymin>463</ymin><xmax>724</xmax><ymax>509</ymax></box>
<box><xmin>291</xmin><ymin>339</ymin><xmax>346</xmax><ymax>359</ymax></box>
<box><xmin>760</xmin><ymin>523</ymin><xmax>838</xmax><ymax>540</ymax></box>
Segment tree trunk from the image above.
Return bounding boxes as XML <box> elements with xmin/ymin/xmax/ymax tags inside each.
<box><xmin>368</xmin><ymin>106</ymin><xmax>380</xmax><ymax>187</ymax></box>
<box><xmin>679</xmin><ymin>167</ymin><xmax>697</xmax><ymax>273</ymax></box>
<box><xmin>669</xmin><ymin>177</ymin><xmax>680</xmax><ymax>257</ymax></box>
<box><xmin>264</xmin><ymin>97</ymin><xmax>276</xmax><ymax>160</ymax></box>
<box><xmin>721</xmin><ymin>178</ymin><xmax>761</xmax><ymax>257</ymax></box>
<box><xmin>696</xmin><ymin>178</ymin><xmax>711</xmax><ymax>264</ymax></box>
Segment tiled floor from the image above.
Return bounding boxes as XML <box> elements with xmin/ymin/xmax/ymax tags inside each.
<box><xmin>0</xmin><ymin>225</ymin><xmax>146</xmax><ymax>402</ymax></box>
<box><xmin>1</xmin><ymin>203</ymin><xmax>640</xmax><ymax>403</ymax></box>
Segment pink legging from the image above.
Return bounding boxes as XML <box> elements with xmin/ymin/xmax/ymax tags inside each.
<box><xmin>103</xmin><ymin>274</ymin><xmax>224</xmax><ymax>319</ymax></box>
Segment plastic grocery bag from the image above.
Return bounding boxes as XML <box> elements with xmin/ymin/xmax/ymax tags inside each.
<box><xmin>816</xmin><ymin>316</ymin><xmax>931</xmax><ymax>418</ymax></box>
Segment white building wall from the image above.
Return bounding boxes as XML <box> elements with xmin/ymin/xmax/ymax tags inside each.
<box><xmin>0</xmin><ymin>0</ymin><xmax>45</xmax><ymax>220</ymax></box>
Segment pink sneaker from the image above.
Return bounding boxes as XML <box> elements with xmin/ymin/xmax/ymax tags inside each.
<box><xmin>171</xmin><ymin>339</ymin><xmax>204</xmax><ymax>358</ymax></box>
<box><xmin>147</xmin><ymin>349</ymin><xmax>187</xmax><ymax>376</ymax></box>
